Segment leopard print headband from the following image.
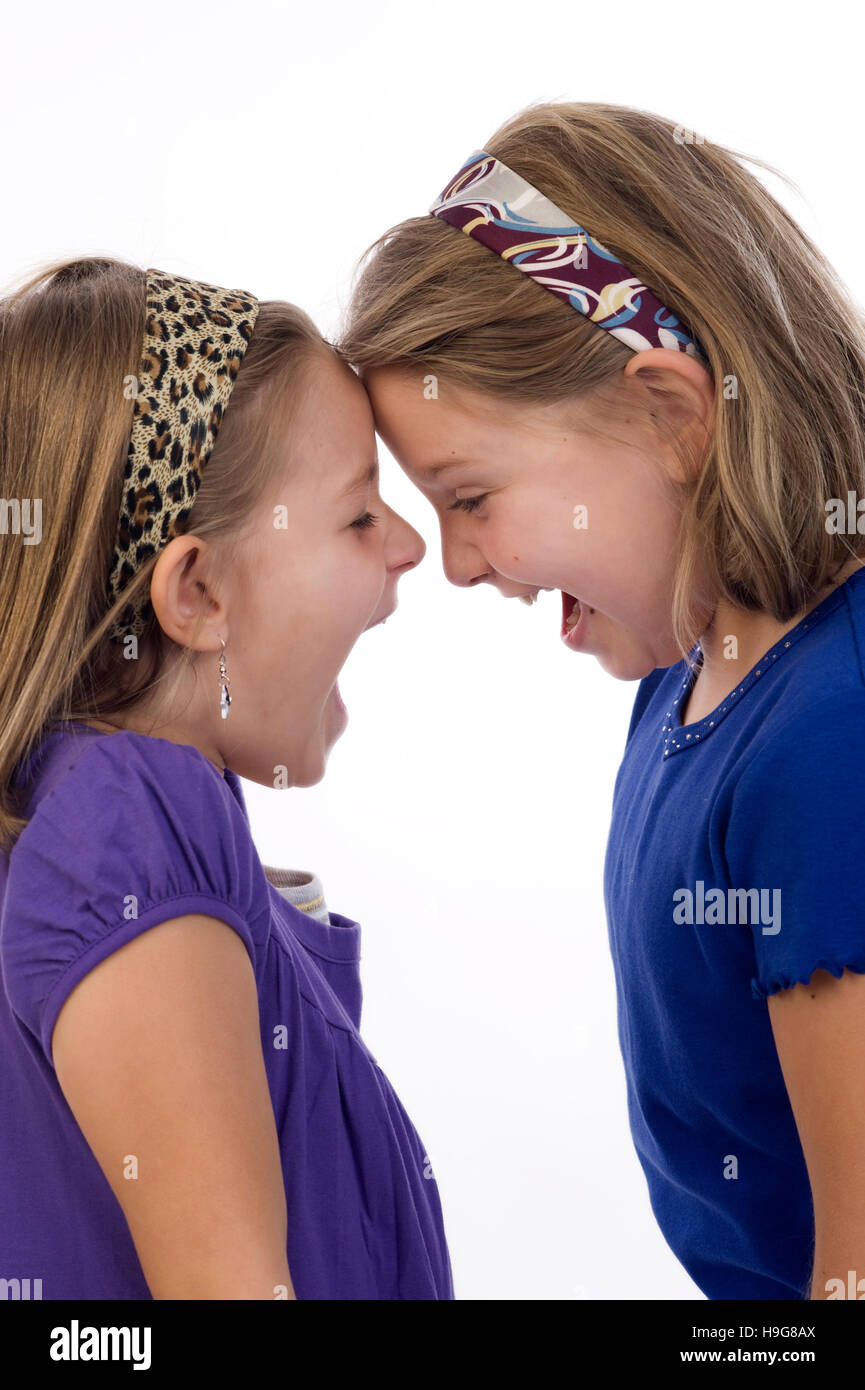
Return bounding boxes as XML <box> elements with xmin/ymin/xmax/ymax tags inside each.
<box><xmin>106</xmin><ymin>268</ymin><xmax>260</xmax><ymax>641</ymax></box>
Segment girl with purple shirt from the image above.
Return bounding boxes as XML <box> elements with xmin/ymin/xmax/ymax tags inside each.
<box><xmin>0</xmin><ymin>257</ymin><xmax>453</xmax><ymax>1300</ymax></box>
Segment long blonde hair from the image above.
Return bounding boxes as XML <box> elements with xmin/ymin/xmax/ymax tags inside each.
<box><xmin>0</xmin><ymin>255</ymin><xmax>332</xmax><ymax>852</ymax></box>
<box><xmin>337</xmin><ymin>100</ymin><xmax>865</xmax><ymax>665</ymax></box>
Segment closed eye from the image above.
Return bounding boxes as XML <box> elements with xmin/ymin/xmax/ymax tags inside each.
<box><xmin>448</xmin><ymin>494</ymin><xmax>487</xmax><ymax>514</ymax></box>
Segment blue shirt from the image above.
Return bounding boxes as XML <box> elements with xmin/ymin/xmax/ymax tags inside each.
<box><xmin>0</xmin><ymin>722</ymin><xmax>454</xmax><ymax>1300</ymax></box>
<box><xmin>604</xmin><ymin>564</ymin><xmax>865</xmax><ymax>1299</ymax></box>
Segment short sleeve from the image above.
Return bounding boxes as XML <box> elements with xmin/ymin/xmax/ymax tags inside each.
<box><xmin>1</xmin><ymin>731</ymin><xmax>264</xmax><ymax>1065</ymax></box>
<box><xmin>724</xmin><ymin>690</ymin><xmax>865</xmax><ymax>1000</ymax></box>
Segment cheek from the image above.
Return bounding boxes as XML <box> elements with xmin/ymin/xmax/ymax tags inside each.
<box><xmin>490</xmin><ymin>506</ymin><xmax>560</xmax><ymax>572</ymax></box>
<box><xmin>312</xmin><ymin>551</ymin><xmax>384</xmax><ymax>670</ymax></box>
<box><xmin>251</xmin><ymin>542</ymin><xmax>386</xmax><ymax>689</ymax></box>
<box><xmin>345</xmin><ymin>537</ymin><xmax>388</xmax><ymax>608</ymax></box>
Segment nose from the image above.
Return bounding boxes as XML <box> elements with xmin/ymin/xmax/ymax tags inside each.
<box><xmin>384</xmin><ymin>503</ymin><xmax>426</xmax><ymax>576</ymax></box>
<box><xmin>440</xmin><ymin>521</ymin><xmax>492</xmax><ymax>588</ymax></box>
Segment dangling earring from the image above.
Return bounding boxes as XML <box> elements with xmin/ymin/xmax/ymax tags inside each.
<box><xmin>218</xmin><ymin>636</ymin><xmax>232</xmax><ymax>720</ymax></box>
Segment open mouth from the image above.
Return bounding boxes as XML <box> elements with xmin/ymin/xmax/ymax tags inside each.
<box><xmin>560</xmin><ymin>591</ymin><xmax>595</xmax><ymax>650</ymax></box>
<box><xmin>562</xmin><ymin>591</ymin><xmax>582</xmax><ymax>633</ymax></box>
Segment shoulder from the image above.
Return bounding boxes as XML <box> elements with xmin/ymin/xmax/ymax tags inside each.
<box><xmin>3</xmin><ymin>727</ymin><xmax>270</xmax><ymax>1058</ymax></box>
<box><xmin>732</xmin><ymin>675</ymin><xmax>865</xmax><ymax>797</ymax></box>
<box><xmin>13</xmin><ymin>726</ymin><xmax>258</xmax><ymax>887</ymax></box>
<box><xmin>723</xmin><ymin>668</ymin><xmax>865</xmax><ymax>851</ymax></box>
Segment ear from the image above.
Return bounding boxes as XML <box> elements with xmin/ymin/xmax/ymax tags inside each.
<box><xmin>623</xmin><ymin>347</ymin><xmax>714</xmax><ymax>486</ymax></box>
<box><xmin>148</xmin><ymin>534</ymin><xmax>227</xmax><ymax>651</ymax></box>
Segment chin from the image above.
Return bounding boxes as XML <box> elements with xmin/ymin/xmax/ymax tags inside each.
<box><xmin>294</xmin><ymin>755</ymin><xmax>328</xmax><ymax>789</ymax></box>
<box><xmin>595</xmin><ymin>638</ymin><xmax>670</xmax><ymax>682</ymax></box>
<box><xmin>596</xmin><ymin>654</ymin><xmax>652</xmax><ymax>681</ymax></box>
<box><xmin>298</xmin><ymin>728</ymin><xmax>342</xmax><ymax>787</ymax></box>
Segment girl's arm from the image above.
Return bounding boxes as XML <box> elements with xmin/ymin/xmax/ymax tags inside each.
<box><xmin>767</xmin><ymin>967</ymin><xmax>865</xmax><ymax>1300</ymax></box>
<box><xmin>52</xmin><ymin>913</ymin><xmax>296</xmax><ymax>1300</ymax></box>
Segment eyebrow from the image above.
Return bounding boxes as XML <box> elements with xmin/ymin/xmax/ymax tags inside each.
<box><xmin>425</xmin><ymin>457</ymin><xmax>476</xmax><ymax>477</ymax></box>
<box><xmin>337</xmin><ymin>458</ymin><xmax>379</xmax><ymax>500</ymax></box>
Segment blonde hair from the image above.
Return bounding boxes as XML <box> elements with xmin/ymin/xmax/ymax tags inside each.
<box><xmin>0</xmin><ymin>255</ymin><xmax>334</xmax><ymax>851</ymax></box>
<box><xmin>337</xmin><ymin>100</ymin><xmax>865</xmax><ymax>665</ymax></box>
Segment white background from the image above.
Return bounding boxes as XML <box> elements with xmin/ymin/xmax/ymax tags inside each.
<box><xmin>4</xmin><ymin>0</ymin><xmax>862</xmax><ymax>1299</ymax></box>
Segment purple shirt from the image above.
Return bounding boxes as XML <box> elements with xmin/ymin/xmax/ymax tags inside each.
<box><xmin>0</xmin><ymin>722</ymin><xmax>453</xmax><ymax>1300</ymax></box>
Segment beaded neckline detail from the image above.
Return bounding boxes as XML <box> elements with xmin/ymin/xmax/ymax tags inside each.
<box><xmin>661</xmin><ymin>567</ymin><xmax>865</xmax><ymax>758</ymax></box>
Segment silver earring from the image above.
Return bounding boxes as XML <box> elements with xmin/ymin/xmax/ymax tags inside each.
<box><xmin>218</xmin><ymin>637</ymin><xmax>232</xmax><ymax>720</ymax></box>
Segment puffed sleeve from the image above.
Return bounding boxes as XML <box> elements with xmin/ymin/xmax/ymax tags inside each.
<box><xmin>1</xmin><ymin>730</ymin><xmax>266</xmax><ymax>1065</ymax></box>
<box><xmin>724</xmin><ymin>690</ymin><xmax>865</xmax><ymax>1000</ymax></box>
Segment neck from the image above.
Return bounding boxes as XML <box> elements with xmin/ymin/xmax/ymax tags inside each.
<box><xmin>76</xmin><ymin>713</ymin><xmax>227</xmax><ymax>775</ymax></box>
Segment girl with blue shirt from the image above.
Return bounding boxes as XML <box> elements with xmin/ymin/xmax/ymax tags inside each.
<box><xmin>0</xmin><ymin>259</ymin><xmax>453</xmax><ymax>1299</ymax></box>
<box><xmin>337</xmin><ymin>101</ymin><xmax>865</xmax><ymax>1300</ymax></box>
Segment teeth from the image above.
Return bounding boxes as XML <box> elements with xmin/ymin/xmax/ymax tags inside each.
<box><xmin>516</xmin><ymin>586</ymin><xmax>558</xmax><ymax>606</ymax></box>
<box><xmin>565</xmin><ymin>598</ymin><xmax>582</xmax><ymax>631</ymax></box>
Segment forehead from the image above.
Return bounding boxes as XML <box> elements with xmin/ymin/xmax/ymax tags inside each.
<box><xmin>362</xmin><ymin>366</ymin><xmax>575</xmax><ymax>483</ymax></box>
<box><xmin>363</xmin><ymin>364</ymin><xmax>491</xmax><ymax>416</ymax></box>
<box><xmin>257</xmin><ymin>352</ymin><xmax>376</xmax><ymax>506</ymax></box>
<box><xmin>362</xmin><ymin>366</ymin><xmax>504</xmax><ymax>466</ymax></box>
<box><xmin>289</xmin><ymin>355</ymin><xmax>374</xmax><ymax>461</ymax></box>
<box><xmin>302</xmin><ymin>351</ymin><xmax>373</xmax><ymax>430</ymax></box>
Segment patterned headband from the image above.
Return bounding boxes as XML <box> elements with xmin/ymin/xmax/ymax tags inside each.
<box><xmin>429</xmin><ymin>149</ymin><xmax>708</xmax><ymax>364</ymax></box>
<box><xmin>107</xmin><ymin>268</ymin><xmax>260</xmax><ymax>641</ymax></box>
